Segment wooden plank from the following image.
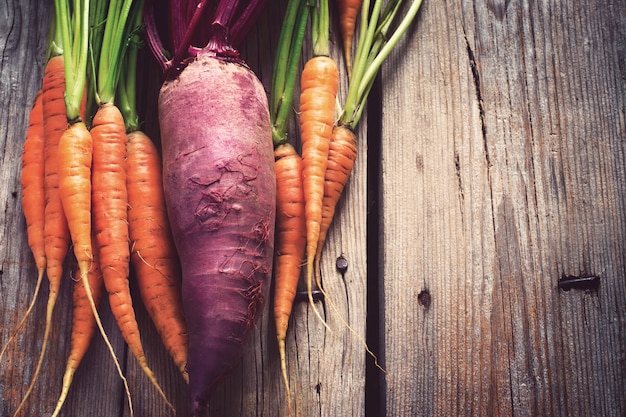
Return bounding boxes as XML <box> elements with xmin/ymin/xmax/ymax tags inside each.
<box><xmin>379</xmin><ymin>1</ymin><xmax>626</xmax><ymax>416</ymax></box>
<box><xmin>0</xmin><ymin>2</ymin><xmax>369</xmax><ymax>416</ymax></box>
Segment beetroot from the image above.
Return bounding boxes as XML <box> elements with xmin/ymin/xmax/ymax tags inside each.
<box><xmin>158</xmin><ymin>54</ymin><xmax>276</xmax><ymax>415</ymax></box>
<box><xmin>145</xmin><ymin>1</ymin><xmax>274</xmax><ymax>413</ymax></box>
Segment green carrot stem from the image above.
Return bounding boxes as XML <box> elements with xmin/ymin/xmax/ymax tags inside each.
<box><xmin>311</xmin><ymin>0</ymin><xmax>330</xmax><ymax>57</ymax></box>
<box><xmin>270</xmin><ymin>0</ymin><xmax>304</xmax><ymax>121</ymax></box>
<box><xmin>350</xmin><ymin>77</ymin><xmax>373</xmax><ymax>130</ymax></box>
<box><xmin>342</xmin><ymin>0</ymin><xmax>384</xmax><ymax>124</ymax></box>
<box><xmin>349</xmin><ymin>0</ymin><xmax>372</xmax><ymax>85</ymax></box>
<box><xmin>343</xmin><ymin>0</ymin><xmax>402</xmax><ymax>128</ymax></box>
<box><xmin>341</xmin><ymin>0</ymin><xmax>423</xmax><ymax>128</ymax></box>
<box><xmin>89</xmin><ymin>0</ymin><xmax>108</xmax><ymax>78</ymax></box>
<box><xmin>118</xmin><ymin>0</ymin><xmax>144</xmax><ymax>133</ymax></box>
<box><xmin>271</xmin><ymin>0</ymin><xmax>310</xmax><ymax>145</ymax></box>
<box><xmin>46</xmin><ymin>11</ymin><xmax>63</xmax><ymax>61</ymax></box>
<box><xmin>97</xmin><ymin>0</ymin><xmax>135</xmax><ymax>105</ymax></box>
<box><xmin>55</xmin><ymin>0</ymin><xmax>89</xmax><ymax>123</ymax></box>
<box><xmin>356</xmin><ymin>0</ymin><xmax>423</xmax><ymax>107</ymax></box>
<box><xmin>366</xmin><ymin>0</ymin><xmax>405</xmax><ymax>67</ymax></box>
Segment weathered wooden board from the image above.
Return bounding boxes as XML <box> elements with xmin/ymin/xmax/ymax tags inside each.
<box><xmin>379</xmin><ymin>1</ymin><xmax>626</xmax><ymax>416</ymax></box>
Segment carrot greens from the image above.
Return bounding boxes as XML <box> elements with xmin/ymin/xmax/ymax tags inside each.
<box><xmin>117</xmin><ymin>0</ymin><xmax>144</xmax><ymax>132</ymax></box>
<box><xmin>54</xmin><ymin>0</ymin><xmax>89</xmax><ymax>122</ymax></box>
<box><xmin>341</xmin><ymin>0</ymin><xmax>424</xmax><ymax>128</ymax></box>
<box><xmin>270</xmin><ymin>0</ymin><xmax>310</xmax><ymax>144</ymax></box>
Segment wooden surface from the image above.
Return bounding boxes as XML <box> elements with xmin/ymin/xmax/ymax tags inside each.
<box><xmin>379</xmin><ymin>1</ymin><xmax>626</xmax><ymax>416</ymax></box>
<box><xmin>0</xmin><ymin>1</ymin><xmax>624</xmax><ymax>416</ymax></box>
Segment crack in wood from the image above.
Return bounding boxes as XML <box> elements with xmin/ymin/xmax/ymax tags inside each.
<box><xmin>464</xmin><ymin>32</ymin><xmax>490</xmax><ymax>168</ymax></box>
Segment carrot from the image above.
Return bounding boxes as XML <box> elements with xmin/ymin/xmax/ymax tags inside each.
<box><xmin>0</xmin><ymin>90</ymin><xmax>46</xmax><ymax>365</ymax></box>
<box><xmin>314</xmin><ymin>124</ymin><xmax>357</xmax><ymax>270</ymax></box>
<box><xmin>91</xmin><ymin>104</ymin><xmax>173</xmax><ymax>412</ymax></box>
<box><xmin>307</xmin><ymin>0</ymin><xmax>423</xmax><ymax>387</ymax></box>
<box><xmin>315</xmin><ymin>0</ymin><xmax>425</xmax><ymax>267</ymax></box>
<box><xmin>58</xmin><ymin>122</ymin><xmax>93</xmax><ymax>283</ymax></box>
<box><xmin>268</xmin><ymin>1</ymin><xmax>309</xmax><ymax>412</ymax></box>
<box><xmin>309</xmin><ymin>124</ymin><xmax>390</xmax><ymax>384</ymax></box>
<box><xmin>117</xmin><ymin>3</ymin><xmax>189</xmax><ymax>387</ymax></box>
<box><xmin>12</xmin><ymin>54</ymin><xmax>72</xmax><ymax>417</ymax></box>
<box><xmin>42</xmin><ymin>54</ymin><xmax>71</xmax><ymax>313</ymax></box>
<box><xmin>51</xmin><ymin>233</ymin><xmax>104</xmax><ymax>417</ymax></box>
<box><xmin>311</xmin><ymin>124</ymin><xmax>359</xmax><ymax>336</ymax></box>
<box><xmin>336</xmin><ymin>0</ymin><xmax>362</xmax><ymax>78</ymax></box>
<box><xmin>300</xmin><ymin>0</ymin><xmax>339</xmax><ymax>324</ymax></box>
<box><xmin>86</xmin><ymin>1</ymin><xmax>173</xmax><ymax>411</ymax></box>
<box><xmin>273</xmin><ymin>143</ymin><xmax>306</xmax><ymax>411</ymax></box>
<box><xmin>300</xmin><ymin>55</ymin><xmax>338</xmax><ymax>325</ymax></box>
<box><xmin>21</xmin><ymin>90</ymin><xmax>47</xmax><ymax>284</ymax></box>
<box><xmin>90</xmin><ymin>106</ymin><xmax>130</xmax><ymax>302</ymax></box>
<box><xmin>55</xmin><ymin>120</ymin><xmax>133</xmax><ymax>415</ymax></box>
<box><xmin>126</xmin><ymin>130</ymin><xmax>189</xmax><ymax>383</ymax></box>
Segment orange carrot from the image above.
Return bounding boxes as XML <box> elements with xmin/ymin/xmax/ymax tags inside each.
<box><xmin>299</xmin><ymin>55</ymin><xmax>339</xmax><ymax>320</ymax></box>
<box><xmin>267</xmin><ymin>2</ymin><xmax>309</xmax><ymax>411</ymax></box>
<box><xmin>314</xmin><ymin>124</ymin><xmax>357</xmax><ymax>275</ymax></box>
<box><xmin>42</xmin><ymin>54</ymin><xmax>71</xmax><ymax>297</ymax></box>
<box><xmin>126</xmin><ymin>130</ymin><xmax>189</xmax><ymax>383</ymax></box>
<box><xmin>0</xmin><ymin>90</ymin><xmax>46</xmax><ymax>364</ymax></box>
<box><xmin>272</xmin><ymin>143</ymin><xmax>307</xmax><ymax>411</ymax></box>
<box><xmin>12</xmin><ymin>54</ymin><xmax>72</xmax><ymax>417</ymax></box>
<box><xmin>91</xmin><ymin>103</ymin><xmax>173</xmax><ymax>411</ymax></box>
<box><xmin>310</xmin><ymin>125</ymin><xmax>391</xmax><ymax>380</ymax></box>
<box><xmin>51</xmin><ymin>233</ymin><xmax>104</xmax><ymax>417</ymax></box>
<box><xmin>91</xmin><ymin>104</ymin><xmax>131</xmax><ymax>334</ymax></box>
<box><xmin>42</xmin><ymin>55</ymin><xmax>71</xmax><ymax>281</ymax></box>
<box><xmin>336</xmin><ymin>0</ymin><xmax>362</xmax><ymax>78</ymax></box>
<box><xmin>58</xmin><ymin>122</ymin><xmax>93</xmax><ymax>281</ymax></box>
<box><xmin>21</xmin><ymin>90</ymin><xmax>47</xmax><ymax>282</ymax></box>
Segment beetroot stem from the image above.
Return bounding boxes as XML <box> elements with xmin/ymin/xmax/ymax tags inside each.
<box><xmin>202</xmin><ymin>0</ymin><xmax>243</xmax><ymax>56</ymax></box>
<box><xmin>145</xmin><ymin>0</ymin><xmax>268</xmax><ymax>77</ymax></box>
<box><xmin>169</xmin><ymin>0</ymin><xmax>185</xmax><ymax>49</ymax></box>
<box><xmin>143</xmin><ymin>0</ymin><xmax>169</xmax><ymax>73</ymax></box>
<box><xmin>212</xmin><ymin>0</ymin><xmax>241</xmax><ymax>27</ymax></box>
<box><xmin>203</xmin><ymin>0</ymin><xmax>268</xmax><ymax>54</ymax></box>
<box><xmin>230</xmin><ymin>0</ymin><xmax>268</xmax><ymax>48</ymax></box>
<box><xmin>165</xmin><ymin>0</ymin><xmax>212</xmax><ymax>78</ymax></box>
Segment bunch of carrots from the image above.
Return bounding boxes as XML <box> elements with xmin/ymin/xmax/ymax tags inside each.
<box><xmin>2</xmin><ymin>0</ymin><xmax>188</xmax><ymax>415</ymax></box>
<box><xmin>270</xmin><ymin>0</ymin><xmax>423</xmax><ymax>412</ymax></box>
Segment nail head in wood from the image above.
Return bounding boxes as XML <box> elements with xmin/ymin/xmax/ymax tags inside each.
<box><xmin>336</xmin><ymin>254</ymin><xmax>348</xmax><ymax>275</ymax></box>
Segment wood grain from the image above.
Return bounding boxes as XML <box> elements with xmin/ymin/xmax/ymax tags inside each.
<box><xmin>380</xmin><ymin>1</ymin><xmax>626</xmax><ymax>416</ymax></box>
